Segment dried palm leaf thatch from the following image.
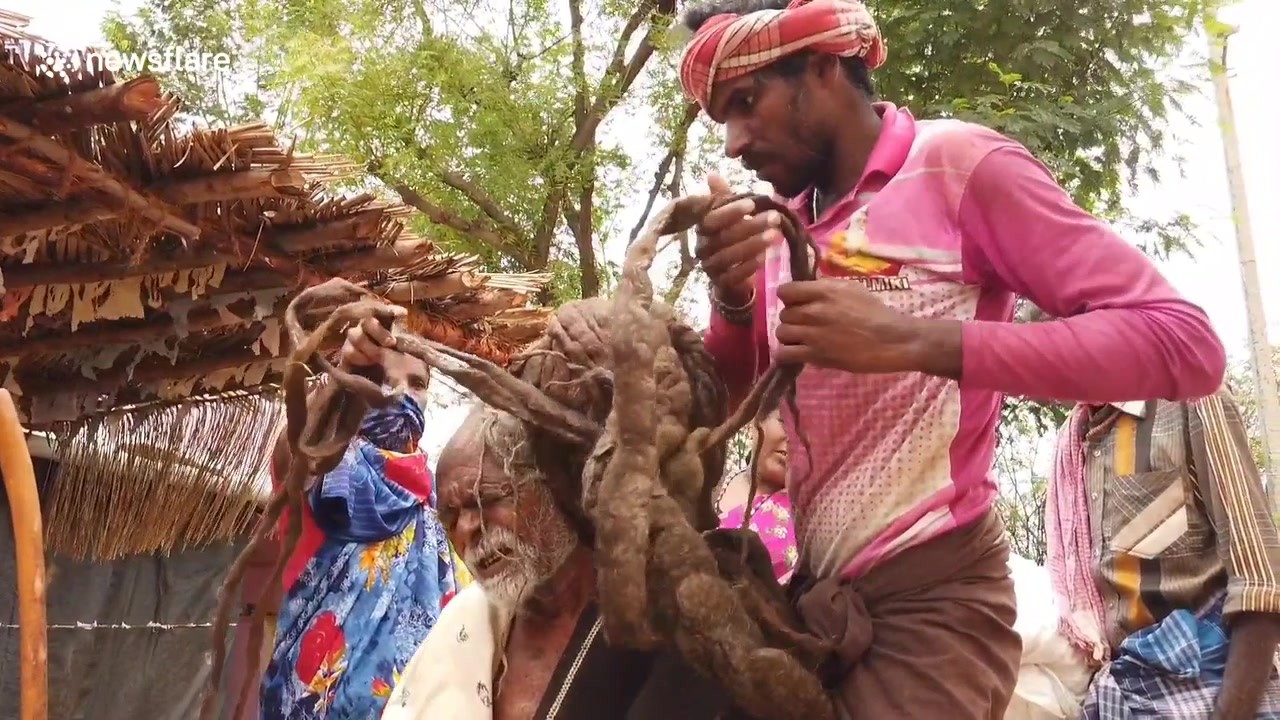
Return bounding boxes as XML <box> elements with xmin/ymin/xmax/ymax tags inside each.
<box><xmin>0</xmin><ymin>20</ymin><xmax>548</xmax><ymax>429</ymax></box>
<box><xmin>43</xmin><ymin>390</ymin><xmax>282</xmax><ymax>561</ymax></box>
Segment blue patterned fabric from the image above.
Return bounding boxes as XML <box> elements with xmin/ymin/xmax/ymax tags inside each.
<box><xmin>260</xmin><ymin>397</ymin><xmax>455</xmax><ymax>720</ymax></box>
<box><xmin>1082</xmin><ymin>593</ymin><xmax>1280</xmax><ymax>718</ymax></box>
<box><xmin>312</xmin><ymin>397</ymin><xmax>428</xmax><ymax>544</ymax></box>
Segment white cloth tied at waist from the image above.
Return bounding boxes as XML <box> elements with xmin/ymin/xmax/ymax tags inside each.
<box><xmin>1005</xmin><ymin>553</ymin><xmax>1094</xmax><ymax>720</ymax></box>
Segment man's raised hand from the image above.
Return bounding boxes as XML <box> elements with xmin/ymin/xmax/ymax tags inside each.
<box><xmin>694</xmin><ymin>172</ymin><xmax>781</xmax><ymax>306</ymax></box>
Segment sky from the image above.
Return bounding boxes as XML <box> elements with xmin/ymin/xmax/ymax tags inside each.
<box><xmin>8</xmin><ymin>0</ymin><xmax>1277</xmax><ymax>459</ymax></box>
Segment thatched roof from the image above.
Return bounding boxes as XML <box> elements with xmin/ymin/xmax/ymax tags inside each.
<box><xmin>0</xmin><ymin>11</ymin><xmax>550</xmax><ymax>429</ymax></box>
<box><xmin>0</xmin><ymin>12</ymin><xmax>551</xmax><ymax>560</ymax></box>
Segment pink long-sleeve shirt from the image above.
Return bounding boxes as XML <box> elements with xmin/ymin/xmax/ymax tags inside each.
<box><xmin>704</xmin><ymin>103</ymin><xmax>1225</xmax><ymax>580</ymax></box>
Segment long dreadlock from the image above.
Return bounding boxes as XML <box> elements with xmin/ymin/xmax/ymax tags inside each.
<box><xmin>202</xmin><ymin>193</ymin><xmax>834</xmax><ymax>720</ymax></box>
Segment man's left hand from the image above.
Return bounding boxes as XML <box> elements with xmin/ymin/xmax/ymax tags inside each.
<box><xmin>774</xmin><ymin>279</ymin><xmax>962</xmax><ymax>378</ymax></box>
<box><xmin>1213</xmin><ymin>612</ymin><xmax>1280</xmax><ymax>720</ymax></box>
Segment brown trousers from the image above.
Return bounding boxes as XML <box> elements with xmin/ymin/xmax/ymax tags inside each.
<box><xmin>790</xmin><ymin>511</ymin><xmax>1021</xmax><ymax>720</ymax></box>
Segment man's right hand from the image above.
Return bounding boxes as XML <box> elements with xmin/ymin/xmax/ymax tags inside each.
<box><xmin>340</xmin><ymin>316</ymin><xmax>396</xmax><ymax>368</ymax></box>
<box><xmin>695</xmin><ymin>172</ymin><xmax>783</xmax><ymax>306</ymax></box>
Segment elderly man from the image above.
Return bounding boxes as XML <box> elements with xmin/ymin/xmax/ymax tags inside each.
<box><xmin>680</xmin><ymin>0</ymin><xmax>1226</xmax><ymax>717</ymax></box>
<box><xmin>380</xmin><ymin>405</ymin><xmax>733</xmax><ymax>720</ymax></box>
<box><xmin>1048</xmin><ymin>391</ymin><xmax>1280</xmax><ymax>719</ymax></box>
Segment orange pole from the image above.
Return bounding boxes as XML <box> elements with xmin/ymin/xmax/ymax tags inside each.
<box><xmin>0</xmin><ymin>390</ymin><xmax>48</xmax><ymax>720</ymax></box>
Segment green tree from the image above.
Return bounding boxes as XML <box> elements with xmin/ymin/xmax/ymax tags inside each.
<box><xmin>1226</xmin><ymin>351</ymin><xmax>1280</xmax><ymax>472</ymax></box>
<box><xmin>103</xmin><ymin>0</ymin><xmax>267</xmax><ymax>125</ymax></box>
<box><xmin>874</xmin><ymin>0</ymin><xmax>1209</xmax><ymax>236</ymax></box>
<box><xmin>106</xmin><ymin>0</ymin><xmax>1211</xmax><ymax>302</ymax></box>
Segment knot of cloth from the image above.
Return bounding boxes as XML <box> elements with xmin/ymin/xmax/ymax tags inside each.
<box><xmin>678</xmin><ymin>0</ymin><xmax>887</xmax><ymax>111</ymax></box>
<box><xmin>790</xmin><ymin>574</ymin><xmax>875</xmax><ymax>688</ymax></box>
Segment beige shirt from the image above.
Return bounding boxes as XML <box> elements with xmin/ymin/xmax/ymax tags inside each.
<box><xmin>1080</xmin><ymin>390</ymin><xmax>1280</xmax><ymax>646</ymax></box>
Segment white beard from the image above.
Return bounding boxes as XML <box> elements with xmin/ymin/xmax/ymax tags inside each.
<box><xmin>481</xmin><ymin>561</ymin><xmax>538</xmax><ymax>611</ymax></box>
<box><xmin>465</xmin><ymin>526</ymin><xmax>577</xmax><ymax>611</ymax></box>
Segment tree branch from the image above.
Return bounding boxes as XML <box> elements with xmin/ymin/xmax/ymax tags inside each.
<box><xmin>531</xmin><ymin>183</ymin><xmax>567</xmax><ymax>268</ymax></box>
<box><xmin>367</xmin><ymin>162</ymin><xmax>537</xmax><ymax>269</ymax></box>
<box><xmin>375</xmin><ymin>129</ymin><xmax>538</xmax><ymax>269</ymax></box>
<box><xmin>603</xmin><ymin>0</ymin><xmax>660</xmax><ymax>84</ymax></box>
<box><xmin>527</xmin><ymin>0</ymin><xmax>592</xmax><ymax>269</ymax></box>
<box><xmin>392</xmin><ymin>130</ymin><xmax>528</xmax><ymax>246</ymax></box>
<box><xmin>568</xmin><ymin>0</ymin><xmax>588</xmax><ymax>126</ymax></box>
<box><xmin>435</xmin><ymin>169</ymin><xmax>524</xmax><ymax>236</ymax></box>
<box><xmin>412</xmin><ymin>0</ymin><xmax>432</xmax><ymax>32</ymax></box>
<box><xmin>536</xmin><ymin>0</ymin><xmax>674</xmax><ymax>284</ymax></box>
<box><xmin>629</xmin><ymin>101</ymin><xmax>700</xmax><ymax>243</ymax></box>
<box><xmin>563</xmin><ymin>0</ymin><xmax>596</xmax><ymax>297</ymax></box>
<box><xmin>662</xmin><ymin>151</ymin><xmax>695</xmax><ymax>305</ymax></box>
<box><xmin>571</xmin><ymin>141</ymin><xmax>600</xmax><ymax>297</ymax></box>
<box><xmin>569</xmin><ymin>0</ymin><xmax>668</xmax><ymax>153</ymax></box>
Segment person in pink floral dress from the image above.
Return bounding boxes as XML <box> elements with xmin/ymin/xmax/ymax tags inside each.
<box><xmin>719</xmin><ymin>412</ymin><xmax>797</xmax><ymax>582</ymax></box>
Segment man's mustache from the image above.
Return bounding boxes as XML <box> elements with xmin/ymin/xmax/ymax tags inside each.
<box><xmin>742</xmin><ymin>153</ymin><xmax>773</xmax><ymax>173</ymax></box>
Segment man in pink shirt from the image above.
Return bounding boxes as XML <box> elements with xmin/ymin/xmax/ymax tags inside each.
<box><xmin>680</xmin><ymin>0</ymin><xmax>1226</xmax><ymax>718</ymax></box>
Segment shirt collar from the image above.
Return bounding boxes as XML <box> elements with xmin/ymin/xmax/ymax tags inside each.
<box><xmin>785</xmin><ymin>102</ymin><xmax>917</xmax><ymax>215</ymax></box>
<box><xmin>863</xmin><ymin>102</ymin><xmax>916</xmax><ymax>179</ymax></box>
<box><xmin>1108</xmin><ymin>401</ymin><xmax>1148</xmax><ymax>418</ymax></box>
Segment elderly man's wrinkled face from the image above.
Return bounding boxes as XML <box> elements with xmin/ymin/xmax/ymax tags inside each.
<box><xmin>436</xmin><ymin>409</ymin><xmax>578</xmax><ymax>608</ymax></box>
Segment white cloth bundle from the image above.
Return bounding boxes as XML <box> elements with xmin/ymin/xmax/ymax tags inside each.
<box><xmin>1004</xmin><ymin>554</ymin><xmax>1095</xmax><ymax>720</ymax></box>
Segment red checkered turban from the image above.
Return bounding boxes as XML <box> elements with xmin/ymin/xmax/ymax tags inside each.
<box><xmin>678</xmin><ymin>0</ymin><xmax>887</xmax><ymax>112</ymax></box>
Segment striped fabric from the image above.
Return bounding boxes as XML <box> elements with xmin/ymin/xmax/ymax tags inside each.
<box><xmin>1082</xmin><ymin>592</ymin><xmax>1280</xmax><ymax>718</ymax></box>
<box><xmin>1047</xmin><ymin>403</ymin><xmax>1110</xmax><ymax>662</ymax></box>
<box><xmin>677</xmin><ymin>0</ymin><xmax>886</xmax><ymax>111</ymax></box>
<box><xmin>1068</xmin><ymin>390</ymin><xmax>1280</xmax><ymax>649</ymax></box>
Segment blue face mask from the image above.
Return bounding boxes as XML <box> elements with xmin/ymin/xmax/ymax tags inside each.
<box><xmin>359</xmin><ymin>394</ymin><xmax>426</xmax><ymax>452</ymax></box>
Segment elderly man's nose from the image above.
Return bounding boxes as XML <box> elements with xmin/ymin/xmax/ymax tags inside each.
<box><xmin>456</xmin><ymin>508</ymin><xmax>482</xmax><ymax>538</ymax></box>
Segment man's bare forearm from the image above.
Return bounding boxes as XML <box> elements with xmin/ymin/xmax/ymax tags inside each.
<box><xmin>1215</xmin><ymin>612</ymin><xmax>1280</xmax><ymax>719</ymax></box>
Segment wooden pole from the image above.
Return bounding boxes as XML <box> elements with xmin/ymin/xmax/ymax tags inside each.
<box><xmin>270</xmin><ymin>209</ymin><xmax>386</xmax><ymax>253</ymax></box>
<box><xmin>0</xmin><ymin>76</ymin><xmax>165</xmax><ymax>134</ymax></box>
<box><xmin>1207</xmin><ymin>21</ymin><xmax>1280</xmax><ymax>508</ymax></box>
<box><xmin>0</xmin><ymin>389</ymin><xmax>48</xmax><ymax>720</ymax></box>
<box><xmin>0</xmin><ymin>168</ymin><xmax>306</xmax><ymax>239</ymax></box>
<box><xmin>0</xmin><ymin>115</ymin><xmax>201</xmax><ymax>240</ymax></box>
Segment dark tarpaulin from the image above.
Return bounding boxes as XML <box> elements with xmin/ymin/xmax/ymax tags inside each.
<box><xmin>0</xmin><ymin>490</ymin><xmax>253</xmax><ymax>720</ymax></box>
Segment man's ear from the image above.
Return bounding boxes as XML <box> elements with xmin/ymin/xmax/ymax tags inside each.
<box><xmin>810</xmin><ymin>53</ymin><xmax>842</xmax><ymax>86</ymax></box>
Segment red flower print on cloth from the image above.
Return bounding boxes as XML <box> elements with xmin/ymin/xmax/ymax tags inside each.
<box><xmin>296</xmin><ymin>611</ymin><xmax>347</xmax><ymax>685</ymax></box>
<box><xmin>371</xmin><ymin>666</ymin><xmax>401</xmax><ymax>700</ymax></box>
<box><xmin>259</xmin><ymin>409</ymin><xmax>457</xmax><ymax>720</ymax></box>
